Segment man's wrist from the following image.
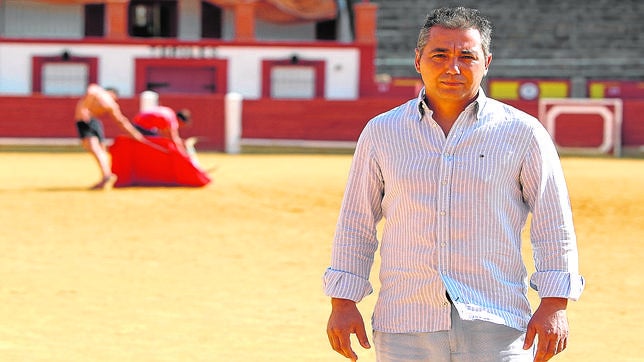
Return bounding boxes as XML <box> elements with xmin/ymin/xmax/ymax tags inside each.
<box><xmin>540</xmin><ymin>297</ymin><xmax>568</xmax><ymax>310</ymax></box>
<box><xmin>331</xmin><ymin>297</ymin><xmax>357</xmax><ymax>309</ymax></box>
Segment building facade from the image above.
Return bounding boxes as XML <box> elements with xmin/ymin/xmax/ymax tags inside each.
<box><xmin>0</xmin><ymin>0</ymin><xmax>378</xmax><ymax>99</ymax></box>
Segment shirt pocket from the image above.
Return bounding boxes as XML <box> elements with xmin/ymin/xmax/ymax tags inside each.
<box><xmin>458</xmin><ymin>147</ymin><xmax>516</xmax><ymax>184</ymax></box>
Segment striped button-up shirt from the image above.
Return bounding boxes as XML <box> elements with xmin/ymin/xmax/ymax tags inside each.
<box><xmin>323</xmin><ymin>89</ymin><xmax>584</xmax><ymax>333</ymax></box>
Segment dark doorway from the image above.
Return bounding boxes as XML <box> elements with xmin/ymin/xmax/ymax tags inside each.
<box><xmin>129</xmin><ymin>0</ymin><xmax>178</xmax><ymax>38</ymax></box>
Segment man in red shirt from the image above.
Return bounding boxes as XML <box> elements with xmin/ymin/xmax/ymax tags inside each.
<box><xmin>133</xmin><ymin>106</ymin><xmax>192</xmax><ymax>157</ymax></box>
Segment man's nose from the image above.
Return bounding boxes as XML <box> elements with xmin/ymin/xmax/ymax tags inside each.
<box><xmin>446</xmin><ymin>58</ymin><xmax>460</xmax><ymax>74</ymax></box>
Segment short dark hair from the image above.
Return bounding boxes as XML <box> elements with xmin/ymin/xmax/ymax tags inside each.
<box><xmin>104</xmin><ymin>87</ymin><xmax>119</xmax><ymax>96</ymax></box>
<box><xmin>176</xmin><ymin>109</ymin><xmax>191</xmax><ymax>123</ymax></box>
<box><xmin>417</xmin><ymin>7</ymin><xmax>492</xmax><ymax>57</ymax></box>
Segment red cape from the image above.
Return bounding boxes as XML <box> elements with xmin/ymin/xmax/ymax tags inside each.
<box><xmin>110</xmin><ymin>136</ymin><xmax>211</xmax><ymax>188</ymax></box>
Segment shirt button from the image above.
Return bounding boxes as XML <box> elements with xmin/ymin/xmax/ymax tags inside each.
<box><xmin>439</xmin><ymin>210</ymin><xmax>446</xmax><ymax>216</ymax></box>
<box><xmin>442</xmin><ymin>180</ymin><xmax>448</xmax><ymax>185</ymax></box>
<box><xmin>440</xmin><ymin>242</ymin><xmax>447</xmax><ymax>247</ymax></box>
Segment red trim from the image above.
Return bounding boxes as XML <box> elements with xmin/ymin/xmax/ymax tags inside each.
<box><xmin>242</xmin><ymin>97</ymin><xmax>408</xmax><ymax>141</ymax></box>
<box><xmin>358</xmin><ymin>45</ymin><xmax>376</xmax><ymax>97</ymax></box>
<box><xmin>587</xmin><ymin>80</ymin><xmax>644</xmax><ymax>99</ymax></box>
<box><xmin>134</xmin><ymin>58</ymin><xmax>228</xmax><ymax>94</ymax></box>
<box><xmin>31</xmin><ymin>55</ymin><xmax>98</xmax><ymax>94</ymax></box>
<box><xmin>0</xmin><ymin>37</ymin><xmax>360</xmax><ymax>48</ymax></box>
<box><xmin>261</xmin><ymin>58</ymin><xmax>325</xmax><ymax>98</ymax></box>
<box><xmin>2</xmin><ymin>96</ymin><xmax>644</xmax><ymax>151</ymax></box>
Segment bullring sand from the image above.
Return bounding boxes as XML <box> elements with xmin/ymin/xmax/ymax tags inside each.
<box><xmin>0</xmin><ymin>152</ymin><xmax>642</xmax><ymax>361</ymax></box>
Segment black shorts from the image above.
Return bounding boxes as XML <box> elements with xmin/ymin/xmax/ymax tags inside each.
<box><xmin>134</xmin><ymin>123</ymin><xmax>158</xmax><ymax>136</ymax></box>
<box><xmin>76</xmin><ymin>118</ymin><xmax>105</xmax><ymax>142</ymax></box>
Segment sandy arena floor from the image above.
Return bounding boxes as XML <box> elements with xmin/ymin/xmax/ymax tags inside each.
<box><xmin>0</xmin><ymin>152</ymin><xmax>642</xmax><ymax>361</ymax></box>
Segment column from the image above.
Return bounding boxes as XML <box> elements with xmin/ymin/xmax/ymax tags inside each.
<box><xmin>234</xmin><ymin>0</ymin><xmax>256</xmax><ymax>42</ymax></box>
<box><xmin>353</xmin><ymin>0</ymin><xmax>378</xmax><ymax>44</ymax></box>
<box><xmin>105</xmin><ymin>0</ymin><xmax>129</xmax><ymax>40</ymax></box>
<box><xmin>353</xmin><ymin>1</ymin><xmax>379</xmax><ymax>96</ymax></box>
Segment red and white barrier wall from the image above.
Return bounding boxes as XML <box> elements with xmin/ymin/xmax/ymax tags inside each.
<box><xmin>0</xmin><ymin>95</ymin><xmax>643</xmax><ymax>156</ymax></box>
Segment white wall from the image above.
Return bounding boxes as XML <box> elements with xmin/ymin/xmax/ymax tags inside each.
<box><xmin>217</xmin><ymin>46</ymin><xmax>359</xmax><ymax>99</ymax></box>
<box><xmin>0</xmin><ymin>42</ymin><xmax>361</xmax><ymax>99</ymax></box>
<box><xmin>86</xmin><ymin>45</ymin><xmax>150</xmax><ymax>95</ymax></box>
<box><xmin>0</xmin><ymin>43</ymin><xmax>149</xmax><ymax>96</ymax></box>
<box><xmin>0</xmin><ymin>44</ymin><xmax>39</xmax><ymax>94</ymax></box>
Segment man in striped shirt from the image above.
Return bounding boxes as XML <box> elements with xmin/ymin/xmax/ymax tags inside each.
<box><xmin>324</xmin><ymin>7</ymin><xmax>584</xmax><ymax>362</ymax></box>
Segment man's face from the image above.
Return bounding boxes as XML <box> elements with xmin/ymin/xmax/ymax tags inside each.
<box><xmin>415</xmin><ymin>26</ymin><xmax>492</xmax><ymax>106</ymax></box>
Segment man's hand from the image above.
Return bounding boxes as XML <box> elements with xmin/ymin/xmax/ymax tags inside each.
<box><xmin>524</xmin><ymin>297</ymin><xmax>569</xmax><ymax>362</ymax></box>
<box><xmin>327</xmin><ymin>298</ymin><xmax>371</xmax><ymax>361</ymax></box>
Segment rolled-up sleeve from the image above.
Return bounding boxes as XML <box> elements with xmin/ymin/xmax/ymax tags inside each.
<box><xmin>521</xmin><ymin>126</ymin><xmax>585</xmax><ymax>301</ymax></box>
<box><xmin>323</xmin><ymin>123</ymin><xmax>383</xmax><ymax>302</ymax></box>
<box><xmin>323</xmin><ymin>268</ymin><xmax>374</xmax><ymax>302</ymax></box>
<box><xmin>530</xmin><ymin>270</ymin><xmax>585</xmax><ymax>301</ymax></box>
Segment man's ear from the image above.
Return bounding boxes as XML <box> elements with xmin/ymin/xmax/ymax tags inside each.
<box><xmin>414</xmin><ymin>48</ymin><xmax>422</xmax><ymax>73</ymax></box>
<box><xmin>484</xmin><ymin>53</ymin><xmax>493</xmax><ymax>76</ymax></box>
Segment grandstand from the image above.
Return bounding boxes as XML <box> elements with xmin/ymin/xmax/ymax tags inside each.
<box><xmin>372</xmin><ymin>0</ymin><xmax>643</xmax><ymax>83</ymax></box>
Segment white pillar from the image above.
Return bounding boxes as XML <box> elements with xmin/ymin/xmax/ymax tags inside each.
<box><xmin>140</xmin><ymin>90</ymin><xmax>159</xmax><ymax>111</ymax></box>
<box><xmin>225</xmin><ymin>92</ymin><xmax>243</xmax><ymax>154</ymax></box>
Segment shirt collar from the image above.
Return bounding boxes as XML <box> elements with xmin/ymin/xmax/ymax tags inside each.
<box><xmin>416</xmin><ymin>87</ymin><xmax>488</xmax><ymax>121</ymax></box>
<box><xmin>417</xmin><ymin>88</ymin><xmax>429</xmax><ymax>118</ymax></box>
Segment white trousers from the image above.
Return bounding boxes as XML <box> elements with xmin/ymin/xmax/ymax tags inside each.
<box><xmin>374</xmin><ymin>304</ymin><xmax>534</xmax><ymax>362</ymax></box>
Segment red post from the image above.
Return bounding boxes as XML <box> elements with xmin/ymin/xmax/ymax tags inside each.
<box><xmin>354</xmin><ymin>1</ymin><xmax>378</xmax><ymax>44</ymax></box>
<box><xmin>105</xmin><ymin>0</ymin><xmax>129</xmax><ymax>40</ymax></box>
<box><xmin>354</xmin><ymin>1</ymin><xmax>379</xmax><ymax>96</ymax></box>
<box><xmin>234</xmin><ymin>1</ymin><xmax>257</xmax><ymax>42</ymax></box>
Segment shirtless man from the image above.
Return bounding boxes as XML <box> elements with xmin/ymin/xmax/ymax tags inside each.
<box><xmin>133</xmin><ymin>106</ymin><xmax>191</xmax><ymax>157</ymax></box>
<box><xmin>75</xmin><ymin>84</ymin><xmax>150</xmax><ymax>189</ymax></box>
